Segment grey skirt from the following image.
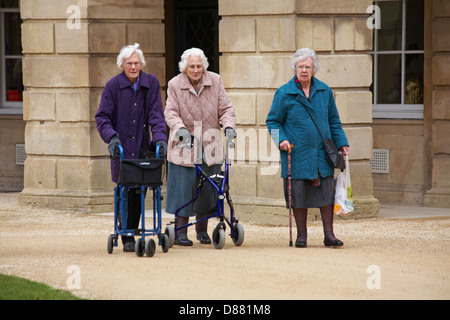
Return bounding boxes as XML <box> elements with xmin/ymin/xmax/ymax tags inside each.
<box><xmin>283</xmin><ymin>175</ymin><xmax>334</xmax><ymax>209</ymax></box>
<box><xmin>165</xmin><ymin>161</ymin><xmax>222</xmax><ymax>217</ymax></box>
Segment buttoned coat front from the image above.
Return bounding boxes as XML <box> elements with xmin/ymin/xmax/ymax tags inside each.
<box><xmin>95</xmin><ymin>71</ymin><xmax>167</xmax><ymax>182</ymax></box>
<box><xmin>164</xmin><ymin>71</ymin><xmax>236</xmax><ymax>167</ymax></box>
<box><xmin>266</xmin><ymin>76</ymin><xmax>349</xmax><ymax>180</ymax></box>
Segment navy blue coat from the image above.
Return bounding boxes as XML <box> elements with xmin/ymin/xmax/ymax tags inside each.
<box><xmin>95</xmin><ymin>71</ymin><xmax>167</xmax><ymax>182</ymax></box>
<box><xmin>266</xmin><ymin>76</ymin><xmax>348</xmax><ymax>180</ymax></box>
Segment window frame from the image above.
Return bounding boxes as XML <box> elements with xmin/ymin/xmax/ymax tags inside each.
<box><xmin>0</xmin><ymin>6</ymin><xmax>23</xmax><ymax>115</ymax></box>
<box><xmin>371</xmin><ymin>0</ymin><xmax>424</xmax><ymax>119</ymax></box>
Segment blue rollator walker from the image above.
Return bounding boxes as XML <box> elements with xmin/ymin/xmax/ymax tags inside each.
<box><xmin>164</xmin><ymin>134</ymin><xmax>244</xmax><ymax>249</ymax></box>
<box><xmin>107</xmin><ymin>144</ymin><xmax>169</xmax><ymax>257</ymax></box>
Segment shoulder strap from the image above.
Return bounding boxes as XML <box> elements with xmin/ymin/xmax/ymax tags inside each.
<box><xmin>141</xmin><ymin>86</ymin><xmax>151</xmax><ymax>155</ymax></box>
<box><xmin>300</xmin><ymin>101</ymin><xmax>325</xmax><ymax>142</ymax></box>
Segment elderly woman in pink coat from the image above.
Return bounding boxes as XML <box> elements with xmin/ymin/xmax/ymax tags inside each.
<box><xmin>164</xmin><ymin>48</ymin><xmax>236</xmax><ymax>246</ymax></box>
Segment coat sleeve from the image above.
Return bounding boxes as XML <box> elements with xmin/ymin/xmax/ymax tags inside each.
<box><xmin>164</xmin><ymin>80</ymin><xmax>185</xmax><ymax>133</ymax></box>
<box><xmin>265</xmin><ymin>89</ymin><xmax>289</xmax><ymax>147</ymax></box>
<box><xmin>146</xmin><ymin>75</ymin><xmax>167</xmax><ymax>143</ymax></box>
<box><xmin>217</xmin><ymin>76</ymin><xmax>236</xmax><ymax>130</ymax></box>
<box><xmin>95</xmin><ymin>84</ymin><xmax>117</xmax><ymax>144</ymax></box>
<box><xmin>327</xmin><ymin>90</ymin><xmax>349</xmax><ymax>149</ymax></box>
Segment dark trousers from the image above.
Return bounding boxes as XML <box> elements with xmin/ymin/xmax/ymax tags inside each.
<box><xmin>119</xmin><ymin>187</ymin><xmax>147</xmax><ymax>244</ymax></box>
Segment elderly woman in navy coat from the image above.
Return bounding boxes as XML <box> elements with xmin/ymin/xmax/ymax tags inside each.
<box><xmin>95</xmin><ymin>43</ymin><xmax>167</xmax><ymax>252</ymax></box>
<box><xmin>266</xmin><ymin>48</ymin><xmax>349</xmax><ymax>248</ymax></box>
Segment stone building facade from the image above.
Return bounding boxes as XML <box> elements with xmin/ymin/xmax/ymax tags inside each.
<box><xmin>0</xmin><ymin>0</ymin><xmax>447</xmax><ymax>223</ymax></box>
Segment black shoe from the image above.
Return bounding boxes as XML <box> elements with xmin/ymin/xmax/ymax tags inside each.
<box><xmin>176</xmin><ymin>236</ymin><xmax>193</xmax><ymax>246</ymax></box>
<box><xmin>123</xmin><ymin>241</ymin><xmax>135</xmax><ymax>252</ymax></box>
<box><xmin>324</xmin><ymin>237</ymin><xmax>344</xmax><ymax>247</ymax></box>
<box><xmin>295</xmin><ymin>239</ymin><xmax>307</xmax><ymax>248</ymax></box>
<box><xmin>196</xmin><ymin>232</ymin><xmax>211</xmax><ymax>244</ymax></box>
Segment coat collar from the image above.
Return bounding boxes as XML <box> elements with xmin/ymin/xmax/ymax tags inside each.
<box><xmin>118</xmin><ymin>71</ymin><xmax>150</xmax><ymax>89</ymax></box>
<box><xmin>285</xmin><ymin>76</ymin><xmax>327</xmax><ymax>97</ymax></box>
<box><xmin>179</xmin><ymin>71</ymin><xmax>213</xmax><ymax>91</ymax></box>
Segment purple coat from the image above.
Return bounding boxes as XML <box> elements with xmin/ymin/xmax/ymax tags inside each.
<box><xmin>95</xmin><ymin>71</ymin><xmax>167</xmax><ymax>182</ymax></box>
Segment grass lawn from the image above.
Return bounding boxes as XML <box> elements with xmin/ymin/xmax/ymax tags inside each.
<box><xmin>0</xmin><ymin>274</ymin><xmax>86</xmax><ymax>300</ymax></box>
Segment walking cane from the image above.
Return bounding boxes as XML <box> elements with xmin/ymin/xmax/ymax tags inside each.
<box><xmin>288</xmin><ymin>144</ymin><xmax>294</xmax><ymax>247</ymax></box>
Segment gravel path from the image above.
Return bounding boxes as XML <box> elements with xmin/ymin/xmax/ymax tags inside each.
<box><xmin>0</xmin><ymin>193</ymin><xmax>449</xmax><ymax>300</ymax></box>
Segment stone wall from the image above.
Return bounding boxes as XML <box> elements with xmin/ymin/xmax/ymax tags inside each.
<box><xmin>218</xmin><ymin>0</ymin><xmax>379</xmax><ymax>223</ymax></box>
<box><xmin>424</xmin><ymin>0</ymin><xmax>450</xmax><ymax>207</ymax></box>
<box><xmin>19</xmin><ymin>0</ymin><xmax>165</xmax><ymax>212</ymax></box>
<box><xmin>0</xmin><ymin>116</ymin><xmax>25</xmax><ymax>191</ymax></box>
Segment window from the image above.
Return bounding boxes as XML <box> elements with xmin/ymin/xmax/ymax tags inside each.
<box><xmin>0</xmin><ymin>0</ymin><xmax>23</xmax><ymax>114</ymax></box>
<box><xmin>371</xmin><ymin>0</ymin><xmax>424</xmax><ymax>119</ymax></box>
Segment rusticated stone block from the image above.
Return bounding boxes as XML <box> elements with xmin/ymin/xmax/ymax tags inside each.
<box><xmin>315</xmin><ymin>54</ymin><xmax>372</xmax><ymax>88</ymax></box>
<box><xmin>23</xmin><ymin>90</ymin><xmax>56</xmax><ymax>121</ymax></box>
<box><xmin>229</xmin><ymin>164</ymin><xmax>257</xmax><ymax>197</ymax></box>
<box><xmin>22</xmin><ymin>23</ymin><xmax>54</xmax><ymax>53</ymax></box>
<box><xmin>334</xmin><ymin>91</ymin><xmax>372</xmax><ymax>124</ymax></box>
<box><xmin>257</xmin><ymin>18</ymin><xmax>296</xmax><ymax>52</ymax></box>
<box><xmin>88</xmin><ymin>23</ymin><xmax>126</xmax><ymax>53</ymax></box>
<box><xmin>343</xmin><ymin>127</ymin><xmax>373</xmax><ymax>160</ymax></box>
<box><xmin>296</xmin><ymin>18</ymin><xmax>333</xmax><ymax>52</ymax></box>
<box><xmin>23</xmin><ymin>56</ymin><xmax>90</xmax><ymax>88</ymax></box>
<box><xmin>56</xmin><ymin>90</ymin><xmax>91</xmax><ymax>122</ymax></box>
<box><xmin>219</xmin><ymin>18</ymin><xmax>256</xmax><ymax>52</ymax></box>
<box><xmin>296</xmin><ymin>0</ymin><xmax>372</xmax><ymax>14</ymax></box>
<box><xmin>227</xmin><ymin>92</ymin><xmax>256</xmax><ymax>125</ymax></box>
<box><xmin>128</xmin><ymin>23</ymin><xmax>165</xmax><ymax>54</ymax></box>
<box><xmin>25</xmin><ymin>122</ymin><xmax>91</xmax><ymax>156</ymax></box>
<box><xmin>219</xmin><ymin>0</ymin><xmax>295</xmax><ymax>16</ymax></box>
<box><xmin>55</xmin><ymin>22</ymin><xmax>89</xmax><ymax>53</ymax></box>
<box><xmin>23</xmin><ymin>157</ymin><xmax>56</xmax><ymax>189</ymax></box>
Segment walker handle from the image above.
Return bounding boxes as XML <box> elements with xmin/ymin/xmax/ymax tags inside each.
<box><xmin>118</xmin><ymin>145</ymin><xmax>124</xmax><ymax>161</ymax></box>
<box><xmin>155</xmin><ymin>144</ymin><xmax>160</xmax><ymax>159</ymax></box>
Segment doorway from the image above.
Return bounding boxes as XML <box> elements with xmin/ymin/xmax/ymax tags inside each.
<box><xmin>165</xmin><ymin>0</ymin><xmax>220</xmax><ymax>82</ymax></box>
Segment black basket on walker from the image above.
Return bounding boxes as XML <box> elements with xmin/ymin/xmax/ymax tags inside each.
<box><xmin>119</xmin><ymin>156</ymin><xmax>164</xmax><ymax>186</ymax></box>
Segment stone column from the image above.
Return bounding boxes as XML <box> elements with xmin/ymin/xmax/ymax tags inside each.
<box><xmin>219</xmin><ymin>0</ymin><xmax>379</xmax><ymax>223</ymax></box>
<box><xmin>19</xmin><ymin>0</ymin><xmax>165</xmax><ymax>213</ymax></box>
<box><xmin>424</xmin><ymin>0</ymin><xmax>450</xmax><ymax>207</ymax></box>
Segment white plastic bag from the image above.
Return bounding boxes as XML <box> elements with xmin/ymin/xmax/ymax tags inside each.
<box><xmin>334</xmin><ymin>157</ymin><xmax>354</xmax><ymax>216</ymax></box>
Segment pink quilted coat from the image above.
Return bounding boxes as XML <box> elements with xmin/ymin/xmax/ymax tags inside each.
<box><xmin>164</xmin><ymin>71</ymin><xmax>236</xmax><ymax>167</ymax></box>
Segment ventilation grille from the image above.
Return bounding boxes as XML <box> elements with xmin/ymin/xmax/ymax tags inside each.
<box><xmin>370</xmin><ymin>149</ymin><xmax>389</xmax><ymax>173</ymax></box>
<box><xmin>16</xmin><ymin>144</ymin><xmax>26</xmax><ymax>166</ymax></box>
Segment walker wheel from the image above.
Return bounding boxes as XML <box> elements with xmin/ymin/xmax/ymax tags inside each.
<box><xmin>232</xmin><ymin>223</ymin><xmax>244</xmax><ymax>246</ymax></box>
<box><xmin>161</xmin><ymin>234</ymin><xmax>170</xmax><ymax>253</ymax></box>
<box><xmin>135</xmin><ymin>239</ymin><xmax>145</xmax><ymax>257</ymax></box>
<box><xmin>165</xmin><ymin>225</ymin><xmax>175</xmax><ymax>248</ymax></box>
<box><xmin>145</xmin><ymin>238</ymin><xmax>156</xmax><ymax>257</ymax></box>
<box><xmin>212</xmin><ymin>225</ymin><xmax>226</xmax><ymax>249</ymax></box>
<box><xmin>107</xmin><ymin>234</ymin><xmax>114</xmax><ymax>254</ymax></box>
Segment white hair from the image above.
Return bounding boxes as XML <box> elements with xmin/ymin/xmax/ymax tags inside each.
<box><xmin>178</xmin><ymin>47</ymin><xmax>209</xmax><ymax>73</ymax></box>
<box><xmin>291</xmin><ymin>48</ymin><xmax>320</xmax><ymax>74</ymax></box>
<box><xmin>116</xmin><ymin>43</ymin><xmax>146</xmax><ymax>69</ymax></box>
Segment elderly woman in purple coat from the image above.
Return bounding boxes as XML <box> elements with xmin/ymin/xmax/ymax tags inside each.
<box><xmin>95</xmin><ymin>43</ymin><xmax>167</xmax><ymax>252</ymax></box>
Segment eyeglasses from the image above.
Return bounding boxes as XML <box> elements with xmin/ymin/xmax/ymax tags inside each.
<box><xmin>125</xmin><ymin>62</ymin><xmax>141</xmax><ymax>68</ymax></box>
<box><xmin>296</xmin><ymin>65</ymin><xmax>312</xmax><ymax>71</ymax></box>
<box><xmin>297</xmin><ymin>66</ymin><xmax>312</xmax><ymax>71</ymax></box>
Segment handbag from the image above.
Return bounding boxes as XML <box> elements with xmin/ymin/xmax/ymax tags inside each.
<box><xmin>302</xmin><ymin>105</ymin><xmax>345</xmax><ymax>170</ymax></box>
